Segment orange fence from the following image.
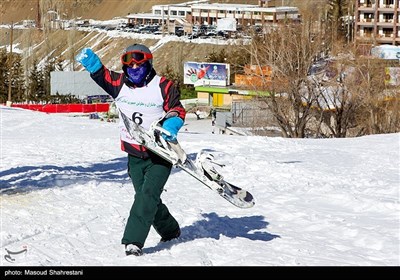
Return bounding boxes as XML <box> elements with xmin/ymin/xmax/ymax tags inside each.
<box><xmin>11</xmin><ymin>103</ymin><xmax>110</xmax><ymax>113</ymax></box>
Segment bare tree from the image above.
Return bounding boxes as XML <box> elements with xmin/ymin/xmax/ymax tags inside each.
<box><xmin>314</xmin><ymin>55</ymin><xmax>364</xmax><ymax>137</ymax></box>
<box><xmin>244</xmin><ymin>19</ymin><xmax>328</xmax><ymax>138</ymax></box>
<box><xmin>350</xmin><ymin>58</ymin><xmax>400</xmax><ymax>135</ymax></box>
<box><xmin>316</xmin><ymin>51</ymin><xmax>399</xmax><ymax>137</ymax></box>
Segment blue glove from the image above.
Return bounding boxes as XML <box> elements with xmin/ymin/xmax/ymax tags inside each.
<box><xmin>162</xmin><ymin>116</ymin><xmax>184</xmax><ymax>141</ymax></box>
<box><xmin>75</xmin><ymin>48</ymin><xmax>102</xmax><ymax>74</ymax></box>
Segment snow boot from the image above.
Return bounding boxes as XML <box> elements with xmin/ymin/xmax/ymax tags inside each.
<box><xmin>125</xmin><ymin>244</ymin><xmax>143</xmax><ymax>256</ymax></box>
<box><xmin>160</xmin><ymin>228</ymin><xmax>181</xmax><ymax>242</ymax></box>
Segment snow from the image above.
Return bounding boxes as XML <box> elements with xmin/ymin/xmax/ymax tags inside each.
<box><xmin>0</xmin><ymin>22</ymin><xmax>249</xmax><ymax>56</ymax></box>
<box><xmin>1</xmin><ymin>106</ymin><xmax>399</xmax><ymax>266</ymax></box>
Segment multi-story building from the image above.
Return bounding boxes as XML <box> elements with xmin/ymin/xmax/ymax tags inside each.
<box><xmin>126</xmin><ymin>0</ymin><xmax>300</xmax><ymax>28</ymax></box>
<box><xmin>190</xmin><ymin>1</ymin><xmax>300</xmax><ymax>26</ymax></box>
<box><xmin>355</xmin><ymin>0</ymin><xmax>400</xmax><ymax>45</ymax></box>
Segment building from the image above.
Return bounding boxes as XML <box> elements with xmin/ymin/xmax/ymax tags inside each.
<box><xmin>126</xmin><ymin>0</ymin><xmax>300</xmax><ymax>29</ymax></box>
<box><xmin>50</xmin><ymin>71</ymin><xmax>109</xmax><ymax>100</ymax></box>
<box><xmin>190</xmin><ymin>1</ymin><xmax>300</xmax><ymax>27</ymax></box>
<box><xmin>355</xmin><ymin>0</ymin><xmax>400</xmax><ymax>46</ymax></box>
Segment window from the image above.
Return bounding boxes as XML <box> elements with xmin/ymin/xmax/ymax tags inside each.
<box><xmin>383</xmin><ymin>28</ymin><xmax>393</xmax><ymax>37</ymax></box>
<box><xmin>383</xmin><ymin>13</ymin><xmax>394</xmax><ymax>22</ymax></box>
<box><xmin>365</xmin><ymin>13</ymin><xmax>374</xmax><ymax>21</ymax></box>
<box><xmin>363</xmin><ymin>27</ymin><xmax>373</xmax><ymax>37</ymax></box>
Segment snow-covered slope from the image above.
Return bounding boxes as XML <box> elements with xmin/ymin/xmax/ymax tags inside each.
<box><xmin>1</xmin><ymin>106</ymin><xmax>399</xmax><ymax>266</ymax></box>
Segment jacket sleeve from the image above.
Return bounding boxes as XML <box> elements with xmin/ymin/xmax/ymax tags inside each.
<box><xmin>90</xmin><ymin>66</ymin><xmax>124</xmax><ymax>99</ymax></box>
<box><xmin>160</xmin><ymin>77</ymin><xmax>186</xmax><ymax>121</ymax></box>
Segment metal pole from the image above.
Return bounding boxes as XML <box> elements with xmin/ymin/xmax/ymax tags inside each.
<box><xmin>7</xmin><ymin>21</ymin><xmax>14</xmax><ymax>104</ymax></box>
<box><xmin>347</xmin><ymin>9</ymin><xmax>350</xmax><ymax>45</ymax></box>
<box><xmin>162</xmin><ymin>6</ymin><xmax>165</xmax><ymax>37</ymax></box>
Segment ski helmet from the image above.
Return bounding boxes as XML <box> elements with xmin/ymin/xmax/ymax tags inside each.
<box><xmin>123</xmin><ymin>44</ymin><xmax>153</xmax><ymax>65</ymax></box>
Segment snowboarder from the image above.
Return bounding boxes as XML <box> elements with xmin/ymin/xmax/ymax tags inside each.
<box><xmin>76</xmin><ymin>44</ymin><xmax>186</xmax><ymax>256</ymax></box>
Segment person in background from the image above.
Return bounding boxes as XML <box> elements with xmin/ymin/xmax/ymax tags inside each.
<box><xmin>76</xmin><ymin>44</ymin><xmax>186</xmax><ymax>256</ymax></box>
<box><xmin>211</xmin><ymin>108</ymin><xmax>216</xmax><ymax>126</ymax></box>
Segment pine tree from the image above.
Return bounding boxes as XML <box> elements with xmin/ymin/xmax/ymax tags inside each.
<box><xmin>206</xmin><ymin>49</ymin><xmax>228</xmax><ymax>63</ymax></box>
<box><xmin>0</xmin><ymin>50</ymin><xmax>25</xmax><ymax>103</ymax></box>
<box><xmin>10</xmin><ymin>54</ymin><xmax>26</xmax><ymax>102</ymax></box>
<box><xmin>42</xmin><ymin>59</ymin><xmax>56</xmax><ymax>101</ymax></box>
<box><xmin>161</xmin><ymin>63</ymin><xmax>182</xmax><ymax>86</ymax></box>
<box><xmin>27</xmin><ymin>60</ymin><xmax>44</xmax><ymax>102</ymax></box>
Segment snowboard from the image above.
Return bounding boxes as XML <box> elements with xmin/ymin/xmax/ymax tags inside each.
<box><xmin>119</xmin><ymin>110</ymin><xmax>255</xmax><ymax>209</ymax></box>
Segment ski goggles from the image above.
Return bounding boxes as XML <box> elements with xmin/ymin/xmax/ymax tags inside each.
<box><xmin>121</xmin><ymin>51</ymin><xmax>153</xmax><ymax>66</ymax></box>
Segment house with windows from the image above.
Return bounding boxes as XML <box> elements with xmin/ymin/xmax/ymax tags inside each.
<box><xmin>355</xmin><ymin>0</ymin><xmax>400</xmax><ymax>45</ymax></box>
<box><xmin>126</xmin><ymin>0</ymin><xmax>300</xmax><ymax>29</ymax></box>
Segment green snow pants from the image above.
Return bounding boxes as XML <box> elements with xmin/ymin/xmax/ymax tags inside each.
<box><xmin>121</xmin><ymin>154</ymin><xmax>180</xmax><ymax>248</ymax></box>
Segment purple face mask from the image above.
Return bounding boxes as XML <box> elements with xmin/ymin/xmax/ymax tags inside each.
<box><xmin>127</xmin><ymin>62</ymin><xmax>151</xmax><ymax>85</ymax></box>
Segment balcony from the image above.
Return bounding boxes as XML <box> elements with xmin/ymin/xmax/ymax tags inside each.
<box><xmin>358</xmin><ymin>6</ymin><xmax>376</xmax><ymax>14</ymax></box>
<box><xmin>360</xmin><ymin>18</ymin><xmax>375</xmax><ymax>22</ymax></box>
<box><xmin>359</xmin><ymin>4</ymin><xmax>375</xmax><ymax>8</ymax></box>
<box><xmin>376</xmin><ymin>32</ymin><xmax>395</xmax><ymax>42</ymax></box>
<box><xmin>377</xmin><ymin>20</ymin><xmax>395</xmax><ymax>26</ymax></box>
<box><xmin>359</xmin><ymin>33</ymin><xmax>374</xmax><ymax>38</ymax></box>
<box><xmin>379</xmin><ymin>4</ymin><xmax>395</xmax><ymax>11</ymax></box>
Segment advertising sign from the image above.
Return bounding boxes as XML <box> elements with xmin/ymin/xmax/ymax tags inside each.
<box><xmin>385</xmin><ymin>67</ymin><xmax>400</xmax><ymax>86</ymax></box>
<box><xmin>371</xmin><ymin>45</ymin><xmax>400</xmax><ymax>60</ymax></box>
<box><xmin>184</xmin><ymin>62</ymin><xmax>230</xmax><ymax>86</ymax></box>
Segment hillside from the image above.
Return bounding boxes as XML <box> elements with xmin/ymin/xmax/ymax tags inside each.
<box><xmin>0</xmin><ymin>0</ymin><xmax>318</xmax><ymax>79</ymax></box>
<box><xmin>1</xmin><ymin>27</ymin><xmax>234</xmax><ymax>75</ymax></box>
<box><xmin>0</xmin><ymin>0</ymin><xmax>266</xmax><ymax>23</ymax></box>
<box><xmin>0</xmin><ymin>0</ymin><xmax>312</xmax><ymax>23</ymax></box>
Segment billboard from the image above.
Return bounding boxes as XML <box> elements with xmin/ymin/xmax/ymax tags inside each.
<box><xmin>385</xmin><ymin>67</ymin><xmax>400</xmax><ymax>86</ymax></box>
<box><xmin>184</xmin><ymin>62</ymin><xmax>230</xmax><ymax>86</ymax></box>
<box><xmin>371</xmin><ymin>45</ymin><xmax>400</xmax><ymax>60</ymax></box>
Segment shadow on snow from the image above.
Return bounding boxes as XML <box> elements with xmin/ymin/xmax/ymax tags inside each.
<box><xmin>1</xmin><ymin>151</ymin><xmax>222</xmax><ymax>195</ymax></box>
<box><xmin>0</xmin><ymin>157</ymin><xmax>130</xmax><ymax>195</ymax></box>
<box><xmin>145</xmin><ymin>212</ymin><xmax>280</xmax><ymax>254</ymax></box>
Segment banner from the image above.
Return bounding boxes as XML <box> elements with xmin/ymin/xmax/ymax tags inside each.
<box><xmin>371</xmin><ymin>45</ymin><xmax>400</xmax><ymax>60</ymax></box>
<box><xmin>385</xmin><ymin>67</ymin><xmax>400</xmax><ymax>86</ymax></box>
<box><xmin>184</xmin><ymin>62</ymin><xmax>230</xmax><ymax>86</ymax></box>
